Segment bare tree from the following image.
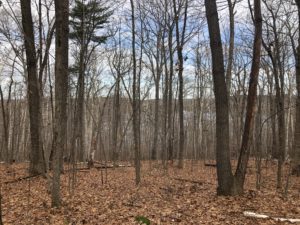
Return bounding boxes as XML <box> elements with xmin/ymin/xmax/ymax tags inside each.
<box><xmin>205</xmin><ymin>0</ymin><xmax>262</xmax><ymax>195</ymax></box>
<box><xmin>205</xmin><ymin>0</ymin><xmax>233</xmax><ymax>195</ymax></box>
<box><xmin>130</xmin><ymin>0</ymin><xmax>141</xmax><ymax>185</ymax></box>
<box><xmin>20</xmin><ymin>0</ymin><xmax>45</xmax><ymax>175</ymax></box>
<box><xmin>52</xmin><ymin>0</ymin><xmax>69</xmax><ymax>207</ymax></box>
<box><xmin>172</xmin><ymin>0</ymin><xmax>188</xmax><ymax>169</ymax></box>
<box><xmin>107</xmin><ymin>26</ymin><xmax>131</xmax><ymax>166</ymax></box>
<box><xmin>262</xmin><ymin>0</ymin><xmax>287</xmax><ymax>188</ymax></box>
<box><xmin>293</xmin><ymin>0</ymin><xmax>300</xmax><ymax>176</ymax></box>
<box><xmin>233</xmin><ymin>0</ymin><xmax>262</xmax><ymax>194</ymax></box>
<box><xmin>140</xmin><ymin>0</ymin><xmax>165</xmax><ymax>161</ymax></box>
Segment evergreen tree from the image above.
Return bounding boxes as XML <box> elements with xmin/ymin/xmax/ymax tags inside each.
<box><xmin>69</xmin><ymin>0</ymin><xmax>112</xmax><ymax>162</ymax></box>
<box><xmin>70</xmin><ymin>0</ymin><xmax>112</xmax><ymax>46</ymax></box>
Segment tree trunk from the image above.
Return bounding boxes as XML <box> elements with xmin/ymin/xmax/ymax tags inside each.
<box><xmin>173</xmin><ymin>0</ymin><xmax>188</xmax><ymax>169</ymax></box>
<box><xmin>20</xmin><ymin>0</ymin><xmax>45</xmax><ymax>175</ymax></box>
<box><xmin>151</xmin><ymin>30</ymin><xmax>163</xmax><ymax>161</ymax></box>
<box><xmin>205</xmin><ymin>0</ymin><xmax>234</xmax><ymax>195</ymax></box>
<box><xmin>0</xmin><ymin>192</ymin><xmax>2</xmax><ymax>225</ymax></box>
<box><xmin>255</xmin><ymin>89</ymin><xmax>263</xmax><ymax>189</ymax></box>
<box><xmin>167</xmin><ymin>25</ymin><xmax>174</xmax><ymax>162</ymax></box>
<box><xmin>52</xmin><ymin>0</ymin><xmax>69</xmax><ymax>207</ymax></box>
<box><xmin>162</xmin><ymin>47</ymin><xmax>168</xmax><ymax>165</ymax></box>
<box><xmin>151</xmin><ymin>77</ymin><xmax>159</xmax><ymax>160</ymax></box>
<box><xmin>76</xmin><ymin>44</ymin><xmax>86</xmax><ymax>162</ymax></box>
<box><xmin>262</xmin><ymin>1</ymin><xmax>286</xmax><ymax>188</ymax></box>
<box><xmin>0</xmin><ymin>85</ymin><xmax>9</xmax><ymax>162</ymax></box>
<box><xmin>226</xmin><ymin>0</ymin><xmax>235</xmax><ymax>97</ymax></box>
<box><xmin>112</xmin><ymin>76</ymin><xmax>120</xmax><ymax>165</ymax></box>
<box><xmin>293</xmin><ymin>0</ymin><xmax>300</xmax><ymax>176</ymax></box>
<box><xmin>233</xmin><ymin>0</ymin><xmax>262</xmax><ymax>195</ymax></box>
<box><xmin>130</xmin><ymin>0</ymin><xmax>141</xmax><ymax>185</ymax></box>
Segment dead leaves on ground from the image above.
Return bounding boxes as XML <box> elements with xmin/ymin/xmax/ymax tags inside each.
<box><xmin>0</xmin><ymin>161</ymin><xmax>299</xmax><ymax>224</ymax></box>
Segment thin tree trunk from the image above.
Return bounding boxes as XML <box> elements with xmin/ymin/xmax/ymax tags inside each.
<box><xmin>0</xmin><ymin>192</ymin><xmax>2</xmax><ymax>225</ymax></box>
<box><xmin>226</xmin><ymin>0</ymin><xmax>235</xmax><ymax>97</ymax></box>
<box><xmin>292</xmin><ymin>0</ymin><xmax>300</xmax><ymax>176</ymax></box>
<box><xmin>167</xmin><ymin>25</ymin><xmax>174</xmax><ymax>162</ymax></box>
<box><xmin>233</xmin><ymin>0</ymin><xmax>262</xmax><ymax>195</ymax></box>
<box><xmin>261</xmin><ymin>1</ymin><xmax>286</xmax><ymax>188</ymax></box>
<box><xmin>130</xmin><ymin>0</ymin><xmax>141</xmax><ymax>185</ymax></box>
<box><xmin>151</xmin><ymin>29</ymin><xmax>162</xmax><ymax>160</ymax></box>
<box><xmin>0</xmin><ymin>85</ymin><xmax>9</xmax><ymax>162</ymax></box>
<box><xmin>112</xmin><ymin>76</ymin><xmax>120</xmax><ymax>165</ymax></box>
<box><xmin>152</xmin><ymin>77</ymin><xmax>160</xmax><ymax>160</ymax></box>
<box><xmin>162</xmin><ymin>51</ymin><xmax>168</xmax><ymax>164</ymax></box>
<box><xmin>76</xmin><ymin>46</ymin><xmax>86</xmax><ymax>162</ymax></box>
<box><xmin>173</xmin><ymin>0</ymin><xmax>188</xmax><ymax>169</ymax></box>
<box><xmin>255</xmin><ymin>89</ymin><xmax>263</xmax><ymax>189</ymax></box>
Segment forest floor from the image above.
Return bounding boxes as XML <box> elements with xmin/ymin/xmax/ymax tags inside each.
<box><xmin>0</xmin><ymin>160</ymin><xmax>299</xmax><ymax>225</ymax></box>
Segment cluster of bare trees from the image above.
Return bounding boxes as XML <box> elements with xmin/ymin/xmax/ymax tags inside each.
<box><xmin>0</xmin><ymin>0</ymin><xmax>299</xmax><ymax>202</ymax></box>
<box><xmin>20</xmin><ymin>0</ymin><xmax>68</xmax><ymax>206</ymax></box>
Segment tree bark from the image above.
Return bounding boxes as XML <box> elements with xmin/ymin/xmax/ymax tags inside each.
<box><xmin>20</xmin><ymin>0</ymin><xmax>45</xmax><ymax>175</ymax></box>
<box><xmin>76</xmin><ymin>46</ymin><xmax>86</xmax><ymax>162</ymax></box>
<box><xmin>130</xmin><ymin>0</ymin><xmax>141</xmax><ymax>185</ymax></box>
<box><xmin>167</xmin><ymin>24</ymin><xmax>174</xmax><ymax>162</ymax></box>
<box><xmin>0</xmin><ymin>85</ymin><xmax>9</xmax><ymax>162</ymax></box>
<box><xmin>112</xmin><ymin>75</ymin><xmax>120</xmax><ymax>165</ymax></box>
<box><xmin>226</xmin><ymin>0</ymin><xmax>235</xmax><ymax>97</ymax></box>
<box><xmin>173</xmin><ymin>0</ymin><xmax>188</xmax><ymax>169</ymax></box>
<box><xmin>293</xmin><ymin>0</ymin><xmax>300</xmax><ymax>176</ymax></box>
<box><xmin>205</xmin><ymin>0</ymin><xmax>233</xmax><ymax>195</ymax></box>
<box><xmin>233</xmin><ymin>0</ymin><xmax>262</xmax><ymax>195</ymax></box>
<box><xmin>52</xmin><ymin>0</ymin><xmax>69</xmax><ymax>207</ymax></box>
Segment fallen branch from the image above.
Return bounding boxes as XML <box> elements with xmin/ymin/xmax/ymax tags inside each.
<box><xmin>65</xmin><ymin>164</ymin><xmax>133</xmax><ymax>172</ymax></box>
<box><xmin>204</xmin><ymin>163</ymin><xmax>266</xmax><ymax>169</ymax></box>
<box><xmin>172</xmin><ymin>178</ymin><xmax>204</xmax><ymax>185</ymax></box>
<box><xmin>94</xmin><ymin>164</ymin><xmax>133</xmax><ymax>169</ymax></box>
<box><xmin>3</xmin><ymin>174</ymin><xmax>41</xmax><ymax>184</ymax></box>
<box><xmin>64</xmin><ymin>166</ymin><xmax>111</xmax><ymax>173</ymax></box>
<box><xmin>243</xmin><ymin>211</ymin><xmax>300</xmax><ymax>223</ymax></box>
<box><xmin>204</xmin><ymin>163</ymin><xmax>216</xmax><ymax>167</ymax></box>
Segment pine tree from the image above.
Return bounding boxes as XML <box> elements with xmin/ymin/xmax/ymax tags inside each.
<box><xmin>69</xmin><ymin>0</ymin><xmax>112</xmax><ymax>162</ymax></box>
<box><xmin>70</xmin><ymin>0</ymin><xmax>112</xmax><ymax>46</ymax></box>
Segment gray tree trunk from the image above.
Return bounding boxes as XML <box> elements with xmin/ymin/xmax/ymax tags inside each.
<box><xmin>20</xmin><ymin>0</ymin><xmax>45</xmax><ymax>175</ymax></box>
<box><xmin>225</xmin><ymin>0</ymin><xmax>235</xmax><ymax>97</ymax></box>
<box><xmin>52</xmin><ymin>0</ymin><xmax>69</xmax><ymax>207</ymax></box>
<box><xmin>205</xmin><ymin>0</ymin><xmax>234</xmax><ymax>195</ymax></box>
<box><xmin>233</xmin><ymin>0</ymin><xmax>262</xmax><ymax>194</ymax></box>
<box><xmin>173</xmin><ymin>0</ymin><xmax>188</xmax><ymax>169</ymax></box>
<box><xmin>130</xmin><ymin>0</ymin><xmax>141</xmax><ymax>185</ymax></box>
<box><xmin>293</xmin><ymin>0</ymin><xmax>300</xmax><ymax>176</ymax></box>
